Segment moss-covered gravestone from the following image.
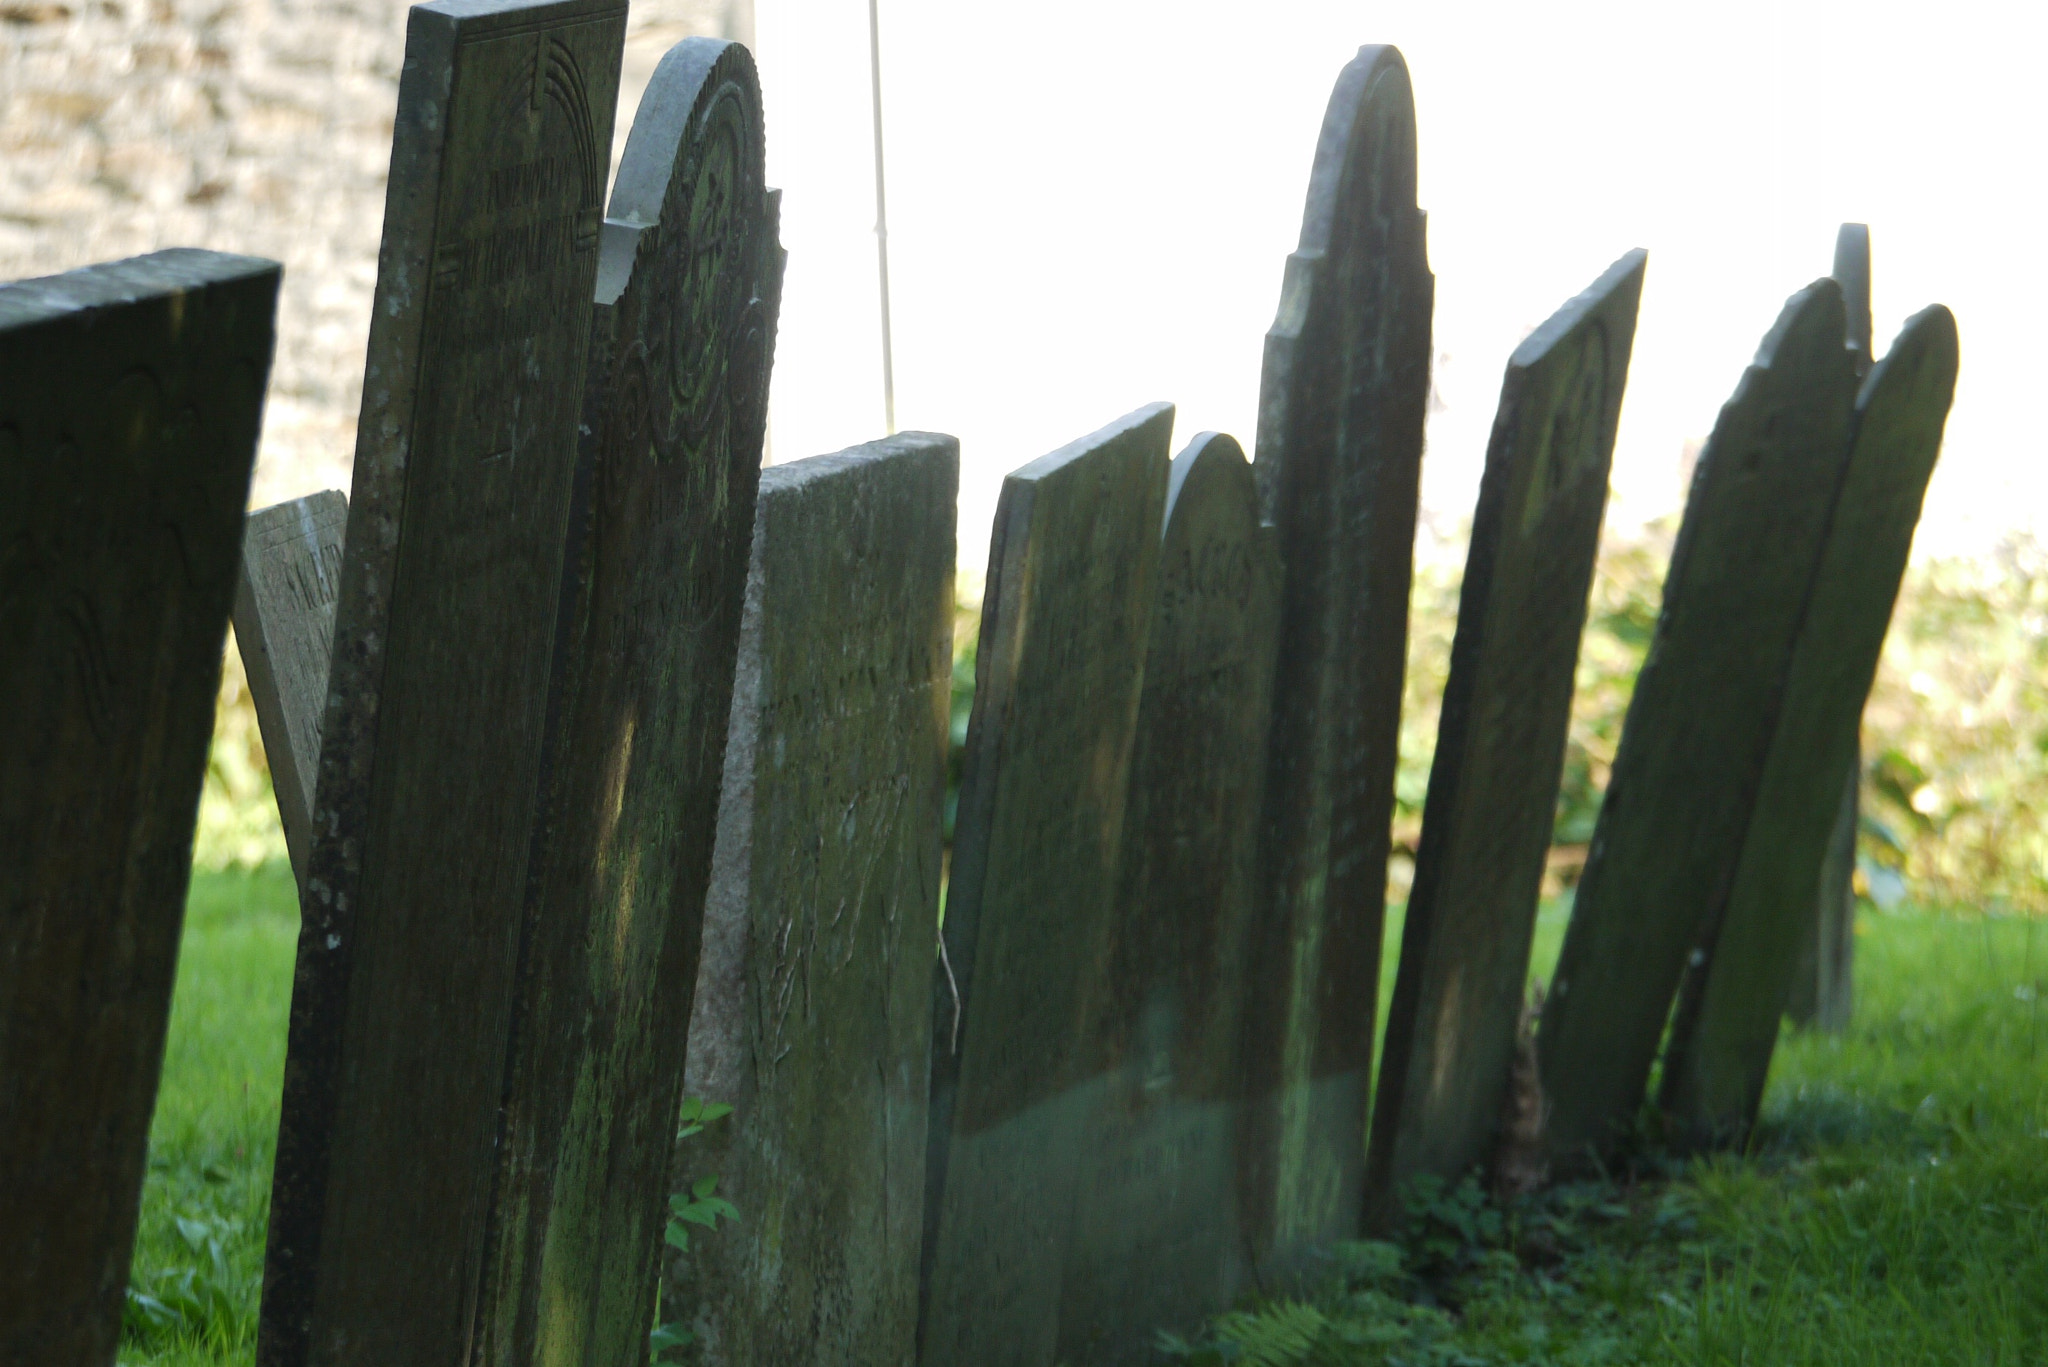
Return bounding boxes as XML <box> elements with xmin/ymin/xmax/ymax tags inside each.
<box><xmin>1367</xmin><ymin>251</ymin><xmax>1645</xmax><ymax>1214</ymax></box>
<box><xmin>674</xmin><ymin>434</ymin><xmax>956</xmax><ymax>1367</ymax></box>
<box><xmin>465</xmin><ymin>38</ymin><xmax>781</xmax><ymax>1366</ymax></box>
<box><xmin>1538</xmin><ymin>279</ymin><xmax>1860</xmax><ymax>1171</ymax></box>
<box><xmin>0</xmin><ymin>249</ymin><xmax>279</xmax><ymax>1367</ymax></box>
<box><xmin>233</xmin><ymin>490</ymin><xmax>348</xmax><ymax>890</ymax></box>
<box><xmin>919</xmin><ymin>404</ymin><xmax>1172</xmax><ymax>1367</ymax></box>
<box><xmin>1660</xmin><ymin>304</ymin><xmax>1958</xmax><ymax>1149</ymax></box>
<box><xmin>258</xmin><ymin>3</ymin><xmax>625</xmax><ymax>1362</ymax></box>
<box><xmin>1242</xmin><ymin>43</ymin><xmax>1433</xmax><ymax>1271</ymax></box>
<box><xmin>1054</xmin><ymin>431</ymin><xmax>1281</xmax><ymax>1360</ymax></box>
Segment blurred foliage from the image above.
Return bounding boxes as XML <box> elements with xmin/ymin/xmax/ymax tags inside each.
<box><xmin>191</xmin><ymin>632</ymin><xmax>287</xmax><ymax>873</ymax></box>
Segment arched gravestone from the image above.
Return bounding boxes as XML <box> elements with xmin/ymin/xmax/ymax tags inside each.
<box><xmin>1366</xmin><ymin>251</ymin><xmax>1645</xmax><ymax>1216</ymax></box>
<box><xmin>1241</xmin><ymin>43</ymin><xmax>1433</xmax><ymax>1270</ymax></box>
<box><xmin>0</xmin><ymin>249</ymin><xmax>278</xmax><ymax>1367</ymax></box>
<box><xmin>673</xmin><ymin>434</ymin><xmax>955</xmax><ymax>1367</ymax></box>
<box><xmin>257</xmin><ymin>2</ymin><xmax>626</xmax><ymax>1363</ymax></box>
<box><xmin>1054</xmin><ymin>431</ymin><xmax>1281</xmax><ymax>1361</ymax></box>
<box><xmin>1659</xmin><ymin>304</ymin><xmax>1958</xmax><ymax>1150</ymax></box>
<box><xmin>918</xmin><ymin>404</ymin><xmax>1172</xmax><ymax>1367</ymax></box>
<box><xmin>1537</xmin><ymin>279</ymin><xmax>1860</xmax><ymax>1171</ymax></box>
<box><xmin>467</xmin><ymin>38</ymin><xmax>782</xmax><ymax>1366</ymax></box>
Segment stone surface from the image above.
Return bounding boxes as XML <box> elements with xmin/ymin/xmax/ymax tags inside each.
<box><xmin>0</xmin><ymin>248</ymin><xmax>279</xmax><ymax>1367</ymax></box>
<box><xmin>1367</xmin><ymin>250</ymin><xmax>1645</xmax><ymax>1216</ymax></box>
<box><xmin>233</xmin><ymin>489</ymin><xmax>348</xmax><ymax>888</ymax></box>
<box><xmin>1053</xmin><ymin>431</ymin><xmax>1281</xmax><ymax>1361</ymax></box>
<box><xmin>257</xmin><ymin>4</ymin><xmax>625</xmax><ymax>1363</ymax></box>
<box><xmin>1538</xmin><ymin>278</ymin><xmax>1860</xmax><ymax>1170</ymax></box>
<box><xmin>464</xmin><ymin>37</ymin><xmax>780</xmax><ymax>1367</ymax></box>
<box><xmin>1241</xmin><ymin>43</ymin><xmax>1433</xmax><ymax>1271</ymax></box>
<box><xmin>675</xmin><ymin>434</ymin><xmax>956</xmax><ymax>1367</ymax></box>
<box><xmin>1660</xmin><ymin>304</ymin><xmax>1958</xmax><ymax>1149</ymax></box>
<box><xmin>919</xmin><ymin>403</ymin><xmax>1172</xmax><ymax>1367</ymax></box>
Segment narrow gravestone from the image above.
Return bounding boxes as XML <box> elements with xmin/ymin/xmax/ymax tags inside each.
<box><xmin>918</xmin><ymin>404</ymin><xmax>1172</xmax><ymax>1367</ymax></box>
<box><xmin>1052</xmin><ymin>431</ymin><xmax>1281</xmax><ymax>1361</ymax></box>
<box><xmin>1659</xmin><ymin>304</ymin><xmax>1958</xmax><ymax>1149</ymax></box>
<box><xmin>1366</xmin><ymin>251</ymin><xmax>1646</xmax><ymax>1217</ymax></box>
<box><xmin>0</xmin><ymin>249</ymin><xmax>279</xmax><ymax>1367</ymax></box>
<box><xmin>233</xmin><ymin>490</ymin><xmax>348</xmax><ymax>889</ymax></box>
<box><xmin>673</xmin><ymin>434</ymin><xmax>956</xmax><ymax>1367</ymax></box>
<box><xmin>464</xmin><ymin>38</ymin><xmax>781</xmax><ymax>1366</ymax></box>
<box><xmin>1241</xmin><ymin>43</ymin><xmax>1433</xmax><ymax>1272</ymax></box>
<box><xmin>257</xmin><ymin>3</ymin><xmax>625</xmax><ymax>1364</ymax></box>
<box><xmin>1537</xmin><ymin>278</ymin><xmax>1860</xmax><ymax>1171</ymax></box>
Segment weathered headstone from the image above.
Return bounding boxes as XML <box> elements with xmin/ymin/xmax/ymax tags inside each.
<box><xmin>1659</xmin><ymin>304</ymin><xmax>1958</xmax><ymax>1149</ymax></box>
<box><xmin>1366</xmin><ymin>251</ymin><xmax>1645</xmax><ymax>1215</ymax></box>
<box><xmin>257</xmin><ymin>3</ymin><xmax>625</xmax><ymax>1363</ymax></box>
<box><xmin>1054</xmin><ymin>431</ymin><xmax>1281</xmax><ymax>1360</ymax></box>
<box><xmin>233</xmin><ymin>490</ymin><xmax>348</xmax><ymax>888</ymax></box>
<box><xmin>462</xmin><ymin>38</ymin><xmax>782</xmax><ymax>1366</ymax></box>
<box><xmin>673</xmin><ymin>434</ymin><xmax>956</xmax><ymax>1367</ymax></box>
<box><xmin>1241</xmin><ymin>43</ymin><xmax>1433</xmax><ymax>1270</ymax></box>
<box><xmin>0</xmin><ymin>249</ymin><xmax>280</xmax><ymax>1367</ymax></box>
<box><xmin>919</xmin><ymin>403</ymin><xmax>1172</xmax><ymax>1367</ymax></box>
<box><xmin>1538</xmin><ymin>278</ymin><xmax>1860</xmax><ymax>1170</ymax></box>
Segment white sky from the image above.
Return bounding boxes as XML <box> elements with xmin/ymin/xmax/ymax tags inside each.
<box><xmin>745</xmin><ymin>0</ymin><xmax>2045</xmax><ymax>571</ymax></box>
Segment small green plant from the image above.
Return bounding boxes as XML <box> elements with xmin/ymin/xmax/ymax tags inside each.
<box><xmin>648</xmin><ymin>1097</ymin><xmax>738</xmax><ymax>1364</ymax></box>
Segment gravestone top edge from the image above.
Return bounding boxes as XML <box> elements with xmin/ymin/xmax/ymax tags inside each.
<box><xmin>1509</xmin><ymin>248</ymin><xmax>1646</xmax><ymax>369</ymax></box>
<box><xmin>1163</xmin><ymin>430</ymin><xmax>1248</xmax><ymax>529</ymax></box>
<box><xmin>1748</xmin><ymin>276</ymin><xmax>1846</xmax><ymax>373</ymax></box>
<box><xmin>1009</xmin><ymin>402</ymin><xmax>1174</xmax><ymax>487</ymax></box>
<box><xmin>609</xmin><ymin>38</ymin><xmax>753</xmax><ymax>230</ymax></box>
<box><xmin>1296</xmin><ymin>43</ymin><xmax>1415</xmax><ymax>257</ymax></box>
<box><xmin>417</xmin><ymin>0</ymin><xmax>624</xmax><ymax>30</ymax></box>
<box><xmin>761</xmin><ymin>431</ymin><xmax>959</xmax><ymax>497</ymax></box>
<box><xmin>0</xmin><ymin>249</ymin><xmax>280</xmax><ymax>326</ymax></box>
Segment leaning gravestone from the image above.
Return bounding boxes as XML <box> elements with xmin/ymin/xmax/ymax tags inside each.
<box><xmin>0</xmin><ymin>249</ymin><xmax>279</xmax><ymax>1367</ymax></box>
<box><xmin>672</xmin><ymin>434</ymin><xmax>956</xmax><ymax>1367</ymax></box>
<box><xmin>1538</xmin><ymin>278</ymin><xmax>1860</xmax><ymax>1170</ymax></box>
<box><xmin>257</xmin><ymin>3</ymin><xmax>624</xmax><ymax>1363</ymax></box>
<box><xmin>462</xmin><ymin>39</ymin><xmax>781</xmax><ymax>1366</ymax></box>
<box><xmin>1054</xmin><ymin>431</ymin><xmax>1281</xmax><ymax>1361</ymax></box>
<box><xmin>919</xmin><ymin>404</ymin><xmax>1172</xmax><ymax>1367</ymax></box>
<box><xmin>1241</xmin><ymin>43</ymin><xmax>1433</xmax><ymax>1271</ymax></box>
<box><xmin>1366</xmin><ymin>250</ymin><xmax>1645</xmax><ymax>1216</ymax></box>
<box><xmin>233</xmin><ymin>490</ymin><xmax>348</xmax><ymax>889</ymax></box>
<box><xmin>1659</xmin><ymin>304</ymin><xmax>1958</xmax><ymax>1149</ymax></box>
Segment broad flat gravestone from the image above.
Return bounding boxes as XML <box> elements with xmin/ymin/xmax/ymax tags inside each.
<box><xmin>1537</xmin><ymin>278</ymin><xmax>1860</xmax><ymax>1171</ymax></box>
<box><xmin>1660</xmin><ymin>304</ymin><xmax>1958</xmax><ymax>1149</ymax></box>
<box><xmin>234</xmin><ymin>490</ymin><xmax>348</xmax><ymax>889</ymax></box>
<box><xmin>257</xmin><ymin>3</ymin><xmax>624</xmax><ymax>1363</ymax></box>
<box><xmin>466</xmin><ymin>39</ymin><xmax>781</xmax><ymax>1366</ymax></box>
<box><xmin>1366</xmin><ymin>250</ymin><xmax>1645</xmax><ymax>1217</ymax></box>
<box><xmin>1052</xmin><ymin>431</ymin><xmax>1281</xmax><ymax>1362</ymax></box>
<box><xmin>675</xmin><ymin>434</ymin><xmax>956</xmax><ymax>1367</ymax></box>
<box><xmin>919</xmin><ymin>404</ymin><xmax>1172</xmax><ymax>1367</ymax></box>
<box><xmin>1242</xmin><ymin>43</ymin><xmax>1433</xmax><ymax>1271</ymax></box>
<box><xmin>0</xmin><ymin>249</ymin><xmax>279</xmax><ymax>1367</ymax></box>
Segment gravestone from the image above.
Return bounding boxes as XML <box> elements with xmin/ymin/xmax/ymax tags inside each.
<box><xmin>257</xmin><ymin>3</ymin><xmax>625</xmax><ymax>1363</ymax></box>
<box><xmin>1241</xmin><ymin>43</ymin><xmax>1433</xmax><ymax>1271</ymax></box>
<box><xmin>0</xmin><ymin>249</ymin><xmax>279</xmax><ymax>1367</ymax></box>
<box><xmin>1054</xmin><ymin>431</ymin><xmax>1281</xmax><ymax>1360</ymax></box>
<box><xmin>1537</xmin><ymin>278</ymin><xmax>1860</xmax><ymax>1170</ymax></box>
<box><xmin>463</xmin><ymin>38</ymin><xmax>782</xmax><ymax>1366</ymax></box>
<box><xmin>918</xmin><ymin>403</ymin><xmax>1172</xmax><ymax>1367</ymax></box>
<box><xmin>1366</xmin><ymin>251</ymin><xmax>1645</xmax><ymax>1216</ymax></box>
<box><xmin>233</xmin><ymin>490</ymin><xmax>348</xmax><ymax>888</ymax></box>
<box><xmin>1659</xmin><ymin>304</ymin><xmax>1958</xmax><ymax>1149</ymax></box>
<box><xmin>673</xmin><ymin>434</ymin><xmax>956</xmax><ymax>1367</ymax></box>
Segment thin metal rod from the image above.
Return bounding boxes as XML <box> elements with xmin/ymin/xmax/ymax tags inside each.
<box><xmin>866</xmin><ymin>0</ymin><xmax>896</xmax><ymax>434</ymax></box>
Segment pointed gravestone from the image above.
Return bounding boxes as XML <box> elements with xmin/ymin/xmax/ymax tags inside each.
<box><xmin>464</xmin><ymin>39</ymin><xmax>782</xmax><ymax>1366</ymax></box>
<box><xmin>1241</xmin><ymin>43</ymin><xmax>1433</xmax><ymax>1272</ymax></box>
<box><xmin>1537</xmin><ymin>279</ymin><xmax>1860</xmax><ymax>1170</ymax></box>
<box><xmin>1054</xmin><ymin>431</ymin><xmax>1282</xmax><ymax>1360</ymax></box>
<box><xmin>918</xmin><ymin>404</ymin><xmax>1172</xmax><ymax>1367</ymax></box>
<box><xmin>1660</xmin><ymin>305</ymin><xmax>1958</xmax><ymax>1149</ymax></box>
<box><xmin>1366</xmin><ymin>251</ymin><xmax>1645</xmax><ymax>1216</ymax></box>
<box><xmin>257</xmin><ymin>3</ymin><xmax>626</xmax><ymax>1363</ymax></box>
<box><xmin>233</xmin><ymin>489</ymin><xmax>347</xmax><ymax>889</ymax></box>
<box><xmin>0</xmin><ymin>249</ymin><xmax>279</xmax><ymax>1367</ymax></box>
<box><xmin>672</xmin><ymin>434</ymin><xmax>956</xmax><ymax>1367</ymax></box>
